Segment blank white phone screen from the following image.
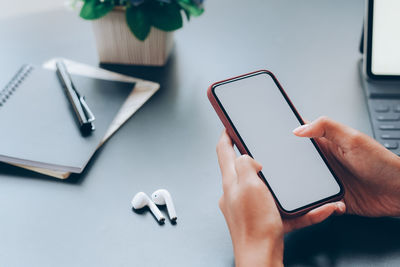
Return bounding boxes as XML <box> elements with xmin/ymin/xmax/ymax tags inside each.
<box><xmin>214</xmin><ymin>73</ymin><xmax>341</xmax><ymax>212</ymax></box>
<box><xmin>372</xmin><ymin>0</ymin><xmax>400</xmax><ymax>75</ymax></box>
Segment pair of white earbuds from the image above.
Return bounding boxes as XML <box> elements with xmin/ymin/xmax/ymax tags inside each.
<box><xmin>131</xmin><ymin>189</ymin><xmax>177</xmax><ymax>224</ymax></box>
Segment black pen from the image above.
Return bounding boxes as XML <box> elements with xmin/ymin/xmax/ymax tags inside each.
<box><xmin>55</xmin><ymin>60</ymin><xmax>95</xmax><ymax>135</ymax></box>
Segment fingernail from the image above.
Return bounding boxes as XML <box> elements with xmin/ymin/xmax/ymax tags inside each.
<box><xmin>293</xmin><ymin>124</ymin><xmax>309</xmax><ymax>134</ymax></box>
<box><xmin>336</xmin><ymin>202</ymin><xmax>345</xmax><ymax>213</ymax></box>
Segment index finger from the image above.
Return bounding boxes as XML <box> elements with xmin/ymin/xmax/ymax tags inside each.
<box><xmin>293</xmin><ymin>116</ymin><xmax>360</xmax><ymax>149</ymax></box>
<box><xmin>216</xmin><ymin>130</ymin><xmax>237</xmax><ymax>190</ymax></box>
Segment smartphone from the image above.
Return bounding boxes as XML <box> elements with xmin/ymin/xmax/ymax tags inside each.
<box><xmin>207</xmin><ymin>70</ymin><xmax>344</xmax><ymax>217</ymax></box>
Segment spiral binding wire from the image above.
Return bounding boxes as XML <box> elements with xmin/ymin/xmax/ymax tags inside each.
<box><xmin>0</xmin><ymin>64</ymin><xmax>33</xmax><ymax>106</ymax></box>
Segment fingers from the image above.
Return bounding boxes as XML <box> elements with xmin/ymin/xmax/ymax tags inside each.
<box><xmin>234</xmin><ymin>155</ymin><xmax>262</xmax><ymax>183</ymax></box>
<box><xmin>283</xmin><ymin>201</ymin><xmax>346</xmax><ymax>233</ymax></box>
<box><xmin>216</xmin><ymin>130</ymin><xmax>238</xmax><ymax>191</ymax></box>
<box><xmin>293</xmin><ymin>116</ymin><xmax>361</xmax><ymax>150</ymax></box>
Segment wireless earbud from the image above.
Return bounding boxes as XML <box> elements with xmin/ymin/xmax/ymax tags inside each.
<box><xmin>131</xmin><ymin>192</ymin><xmax>165</xmax><ymax>223</ymax></box>
<box><xmin>151</xmin><ymin>189</ymin><xmax>177</xmax><ymax>221</ymax></box>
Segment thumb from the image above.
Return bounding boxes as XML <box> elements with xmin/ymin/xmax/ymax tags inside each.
<box><xmin>283</xmin><ymin>201</ymin><xmax>346</xmax><ymax>233</ymax></box>
<box><xmin>292</xmin><ymin>116</ymin><xmax>358</xmax><ymax>148</ymax></box>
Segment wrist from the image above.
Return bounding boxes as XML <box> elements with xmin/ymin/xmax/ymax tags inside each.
<box><xmin>234</xmin><ymin>237</ymin><xmax>284</xmax><ymax>267</ymax></box>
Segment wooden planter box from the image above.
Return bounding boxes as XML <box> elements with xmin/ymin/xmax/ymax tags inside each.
<box><xmin>92</xmin><ymin>8</ymin><xmax>173</xmax><ymax>66</ymax></box>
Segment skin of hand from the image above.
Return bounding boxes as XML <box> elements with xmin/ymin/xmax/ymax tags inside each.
<box><xmin>293</xmin><ymin>116</ymin><xmax>400</xmax><ymax>217</ymax></box>
<box><xmin>216</xmin><ymin>130</ymin><xmax>345</xmax><ymax>267</ymax></box>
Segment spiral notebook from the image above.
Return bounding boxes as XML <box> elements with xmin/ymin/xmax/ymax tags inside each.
<box><xmin>0</xmin><ymin>64</ymin><xmax>134</xmax><ymax>173</ymax></box>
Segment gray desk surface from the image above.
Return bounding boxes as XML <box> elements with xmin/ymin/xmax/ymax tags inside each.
<box><xmin>0</xmin><ymin>0</ymin><xmax>399</xmax><ymax>266</ymax></box>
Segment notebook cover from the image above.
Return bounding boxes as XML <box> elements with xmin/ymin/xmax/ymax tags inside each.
<box><xmin>12</xmin><ymin>58</ymin><xmax>160</xmax><ymax>179</ymax></box>
<box><xmin>0</xmin><ymin>66</ymin><xmax>134</xmax><ymax>173</ymax></box>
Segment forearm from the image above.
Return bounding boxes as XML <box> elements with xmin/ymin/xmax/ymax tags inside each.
<box><xmin>391</xmin><ymin>173</ymin><xmax>400</xmax><ymax>217</ymax></box>
<box><xmin>385</xmin><ymin>156</ymin><xmax>400</xmax><ymax>216</ymax></box>
<box><xmin>234</xmin><ymin>238</ymin><xmax>284</xmax><ymax>267</ymax></box>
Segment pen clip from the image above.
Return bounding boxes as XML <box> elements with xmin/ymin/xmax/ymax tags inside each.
<box><xmin>79</xmin><ymin>96</ymin><xmax>95</xmax><ymax>123</ymax></box>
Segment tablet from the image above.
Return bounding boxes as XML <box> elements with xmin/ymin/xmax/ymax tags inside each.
<box><xmin>364</xmin><ymin>0</ymin><xmax>400</xmax><ymax>79</ymax></box>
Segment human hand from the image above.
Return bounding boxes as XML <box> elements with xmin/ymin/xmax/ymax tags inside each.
<box><xmin>293</xmin><ymin>116</ymin><xmax>400</xmax><ymax>217</ymax></box>
<box><xmin>216</xmin><ymin>130</ymin><xmax>345</xmax><ymax>267</ymax></box>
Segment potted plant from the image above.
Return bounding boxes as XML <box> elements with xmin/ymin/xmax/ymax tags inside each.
<box><xmin>77</xmin><ymin>0</ymin><xmax>204</xmax><ymax>66</ymax></box>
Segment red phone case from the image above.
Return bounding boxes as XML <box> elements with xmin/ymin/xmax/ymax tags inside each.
<box><xmin>207</xmin><ymin>70</ymin><xmax>344</xmax><ymax>217</ymax></box>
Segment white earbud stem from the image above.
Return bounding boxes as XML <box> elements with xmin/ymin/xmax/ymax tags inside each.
<box><xmin>131</xmin><ymin>192</ymin><xmax>165</xmax><ymax>223</ymax></box>
<box><xmin>151</xmin><ymin>189</ymin><xmax>177</xmax><ymax>221</ymax></box>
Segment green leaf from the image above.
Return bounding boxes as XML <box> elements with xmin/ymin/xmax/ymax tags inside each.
<box><xmin>150</xmin><ymin>3</ymin><xmax>183</xmax><ymax>32</ymax></box>
<box><xmin>183</xmin><ymin>9</ymin><xmax>191</xmax><ymax>21</ymax></box>
<box><xmin>177</xmin><ymin>0</ymin><xmax>204</xmax><ymax>17</ymax></box>
<box><xmin>80</xmin><ymin>0</ymin><xmax>114</xmax><ymax>20</ymax></box>
<box><xmin>126</xmin><ymin>5</ymin><xmax>151</xmax><ymax>41</ymax></box>
<box><xmin>177</xmin><ymin>0</ymin><xmax>192</xmax><ymax>5</ymax></box>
